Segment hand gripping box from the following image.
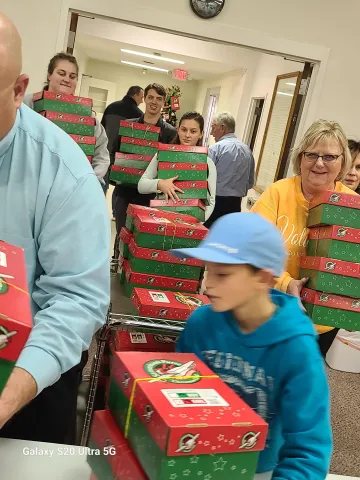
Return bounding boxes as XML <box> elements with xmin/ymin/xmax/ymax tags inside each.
<box><xmin>158</xmin><ymin>162</ymin><xmax>208</xmax><ymax>181</ymax></box>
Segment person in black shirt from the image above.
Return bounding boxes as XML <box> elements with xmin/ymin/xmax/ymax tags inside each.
<box><xmin>112</xmin><ymin>83</ymin><xmax>176</xmax><ymax>262</ymax></box>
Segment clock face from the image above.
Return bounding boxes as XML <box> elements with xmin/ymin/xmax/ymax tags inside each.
<box><xmin>190</xmin><ymin>0</ymin><xmax>226</xmax><ymax>19</ymax></box>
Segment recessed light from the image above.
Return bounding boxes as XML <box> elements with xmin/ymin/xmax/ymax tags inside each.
<box><xmin>120</xmin><ymin>49</ymin><xmax>184</xmax><ymax>64</ymax></box>
<box><xmin>121</xmin><ymin>61</ymin><xmax>169</xmax><ymax>73</ymax></box>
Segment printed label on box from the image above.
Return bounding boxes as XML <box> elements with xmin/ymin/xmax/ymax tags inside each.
<box><xmin>130</xmin><ymin>333</ymin><xmax>147</xmax><ymax>344</ymax></box>
<box><xmin>149</xmin><ymin>291</ymin><xmax>170</xmax><ymax>303</ymax></box>
<box><xmin>0</xmin><ymin>252</ymin><xmax>7</xmax><ymax>268</ymax></box>
<box><xmin>162</xmin><ymin>389</ymin><xmax>229</xmax><ymax>408</ymax></box>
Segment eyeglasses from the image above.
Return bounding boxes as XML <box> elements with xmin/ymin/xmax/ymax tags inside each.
<box><xmin>303</xmin><ymin>152</ymin><xmax>343</xmax><ymax>163</ymax></box>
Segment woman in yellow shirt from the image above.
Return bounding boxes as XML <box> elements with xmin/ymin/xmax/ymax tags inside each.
<box><xmin>252</xmin><ymin>119</ymin><xmax>355</xmax><ymax>357</ymax></box>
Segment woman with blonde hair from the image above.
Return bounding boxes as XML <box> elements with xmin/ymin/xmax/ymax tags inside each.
<box><xmin>252</xmin><ymin>119</ymin><xmax>355</xmax><ymax>356</ymax></box>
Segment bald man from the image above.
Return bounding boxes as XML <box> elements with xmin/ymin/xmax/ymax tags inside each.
<box><xmin>0</xmin><ymin>14</ymin><xmax>110</xmax><ymax>444</ymax></box>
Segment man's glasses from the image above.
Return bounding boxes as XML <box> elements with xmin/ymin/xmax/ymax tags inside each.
<box><xmin>303</xmin><ymin>152</ymin><xmax>342</xmax><ymax>163</ymax></box>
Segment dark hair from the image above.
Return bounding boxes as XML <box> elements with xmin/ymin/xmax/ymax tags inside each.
<box><xmin>144</xmin><ymin>83</ymin><xmax>166</xmax><ymax>99</ymax></box>
<box><xmin>46</xmin><ymin>52</ymin><xmax>79</xmax><ymax>86</ymax></box>
<box><xmin>173</xmin><ymin>111</ymin><xmax>205</xmax><ymax>146</ymax></box>
<box><xmin>127</xmin><ymin>85</ymin><xmax>143</xmax><ymax>97</ymax></box>
<box><xmin>348</xmin><ymin>139</ymin><xmax>360</xmax><ymax>162</ymax></box>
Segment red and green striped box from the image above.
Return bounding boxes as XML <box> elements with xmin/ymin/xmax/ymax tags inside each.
<box><xmin>150</xmin><ymin>199</ymin><xmax>206</xmax><ymax>223</ymax></box>
<box><xmin>40</xmin><ymin>111</ymin><xmax>95</xmax><ymax>136</ymax></box>
<box><xmin>0</xmin><ymin>242</ymin><xmax>32</xmax><ymax>394</ymax></box>
<box><xmin>111</xmin><ymin>330</ymin><xmax>176</xmax><ymax>352</ymax></box>
<box><xmin>123</xmin><ymin>260</ymin><xmax>199</xmax><ymax>297</ymax></box>
<box><xmin>119</xmin><ymin>227</ymin><xmax>133</xmax><ymax>259</ymax></box>
<box><xmin>119</xmin><ymin>120</ymin><xmax>160</xmax><ymax>141</ymax></box>
<box><xmin>308</xmin><ymin>190</ymin><xmax>360</xmax><ymax>229</ymax></box>
<box><xmin>158</xmin><ymin>180</ymin><xmax>208</xmax><ymax>203</ymax></box>
<box><xmin>158</xmin><ymin>162</ymin><xmax>207</xmax><ymax>181</ymax></box>
<box><xmin>120</xmin><ymin>137</ymin><xmax>159</xmax><ymax>156</ymax></box>
<box><xmin>133</xmin><ymin>213</ymin><xmax>208</xmax><ymax>250</ymax></box>
<box><xmin>158</xmin><ymin>144</ymin><xmax>208</xmax><ymax>163</ymax></box>
<box><xmin>69</xmin><ymin>134</ymin><xmax>96</xmax><ymax>156</ymax></box>
<box><xmin>33</xmin><ymin>91</ymin><xmax>93</xmax><ymax>116</ymax></box>
<box><xmin>87</xmin><ymin>409</ymin><xmax>147</xmax><ymax>480</ymax></box>
<box><xmin>301</xmin><ymin>288</ymin><xmax>360</xmax><ymax>331</ymax></box>
<box><xmin>299</xmin><ymin>256</ymin><xmax>360</xmax><ymax>298</ymax></box>
<box><xmin>114</xmin><ymin>152</ymin><xmax>153</xmax><ymax>170</ymax></box>
<box><xmin>108</xmin><ymin>352</ymin><xmax>267</xmax><ymax>480</ymax></box>
<box><xmin>125</xmin><ymin>204</ymin><xmax>198</xmax><ymax>233</ymax></box>
<box><xmin>129</xmin><ymin>238</ymin><xmax>202</xmax><ymax>280</ymax></box>
<box><xmin>110</xmin><ymin>165</ymin><xmax>145</xmax><ymax>185</ymax></box>
<box><xmin>307</xmin><ymin>225</ymin><xmax>360</xmax><ymax>263</ymax></box>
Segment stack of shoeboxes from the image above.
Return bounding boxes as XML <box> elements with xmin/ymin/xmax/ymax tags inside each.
<box><xmin>0</xmin><ymin>242</ymin><xmax>32</xmax><ymax>394</ymax></box>
<box><xmin>150</xmin><ymin>144</ymin><xmax>209</xmax><ymax>222</ymax></box>
<box><xmin>32</xmin><ymin>91</ymin><xmax>95</xmax><ymax>163</ymax></box>
<box><xmin>300</xmin><ymin>191</ymin><xmax>360</xmax><ymax>331</ymax></box>
<box><xmin>110</xmin><ymin>121</ymin><xmax>160</xmax><ymax>185</ymax></box>
<box><xmin>88</xmin><ymin>352</ymin><xmax>268</xmax><ymax>480</ymax></box>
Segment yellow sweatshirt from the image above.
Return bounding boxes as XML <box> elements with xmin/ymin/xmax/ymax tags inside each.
<box><xmin>252</xmin><ymin>175</ymin><xmax>357</xmax><ymax>334</ymax></box>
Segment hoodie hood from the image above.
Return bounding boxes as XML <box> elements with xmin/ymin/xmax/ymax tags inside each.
<box><xmin>224</xmin><ymin>289</ymin><xmax>317</xmax><ymax>348</ymax></box>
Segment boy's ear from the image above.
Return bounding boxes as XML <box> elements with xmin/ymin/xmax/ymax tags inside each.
<box><xmin>257</xmin><ymin>269</ymin><xmax>275</xmax><ymax>288</ymax></box>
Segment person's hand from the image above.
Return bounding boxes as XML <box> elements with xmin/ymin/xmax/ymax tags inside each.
<box><xmin>157</xmin><ymin>176</ymin><xmax>184</xmax><ymax>203</ymax></box>
<box><xmin>287</xmin><ymin>277</ymin><xmax>309</xmax><ymax>297</ymax></box>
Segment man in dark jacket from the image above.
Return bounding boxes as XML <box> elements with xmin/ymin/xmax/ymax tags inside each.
<box><xmin>112</xmin><ymin>83</ymin><xmax>177</xmax><ymax>262</ymax></box>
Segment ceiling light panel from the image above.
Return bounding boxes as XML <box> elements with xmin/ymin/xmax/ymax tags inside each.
<box><xmin>121</xmin><ymin>49</ymin><xmax>184</xmax><ymax>64</ymax></box>
<box><xmin>121</xmin><ymin>61</ymin><xmax>169</xmax><ymax>72</ymax></box>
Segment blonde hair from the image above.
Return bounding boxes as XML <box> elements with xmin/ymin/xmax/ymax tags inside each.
<box><xmin>291</xmin><ymin>119</ymin><xmax>352</xmax><ymax>181</ymax></box>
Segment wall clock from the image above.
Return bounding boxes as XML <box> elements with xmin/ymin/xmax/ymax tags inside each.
<box><xmin>190</xmin><ymin>0</ymin><xmax>226</xmax><ymax>19</ymax></box>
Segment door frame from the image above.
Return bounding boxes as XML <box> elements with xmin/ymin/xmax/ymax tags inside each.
<box><xmin>243</xmin><ymin>96</ymin><xmax>265</xmax><ymax>151</ymax></box>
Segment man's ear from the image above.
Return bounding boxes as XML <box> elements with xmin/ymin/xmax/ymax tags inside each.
<box><xmin>14</xmin><ymin>74</ymin><xmax>29</xmax><ymax>108</ymax></box>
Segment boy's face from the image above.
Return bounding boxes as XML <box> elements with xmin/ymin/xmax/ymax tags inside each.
<box><xmin>205</xmin><ymin>263</ymin><xmax>268</xmax><ymax>312</ymax></box>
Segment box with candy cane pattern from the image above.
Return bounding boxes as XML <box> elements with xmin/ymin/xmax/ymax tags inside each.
<box><xmin>107</xmin><ymin>352</ymin><xmax>268</xmax><ymax>480</ymax></box>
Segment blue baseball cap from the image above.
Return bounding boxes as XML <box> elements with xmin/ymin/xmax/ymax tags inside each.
<box><xmin>171</xmin><ymin>212</ymin><xmax>287</xmax><ymax>277</ymax></box>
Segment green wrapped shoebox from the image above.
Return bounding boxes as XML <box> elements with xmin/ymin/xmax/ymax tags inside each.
<box><xmin>307</xmin><ymin>225</ymin><xmax>360</xmax><ymax>263</ymax></box>
<box><xmin>158</xmin><ymin>144</ymin><xmax>208</xmax><ymax>163</ymax></box>
<box><xmin>125</xmin><ymin>204</ymin><xmax>198</xmax><ymax>233</ymax></box>
<box><xmin>40</xmin><ymin>111</ymin><xmax>95</xmax><ymax>136</ymax></box>
<box><xmin>150</xmin><ymin>199</ymin><xmax>206</xmax><ymax>223</ymax></box>
<box><xmin>119</xmin><ymin>120</ymin><xmax>160</xmax><ymax>141</ymax></box>
<box><xmin>157</xmin><ymin>180</ymin><xmax>208</xmax><ymax>203</ymax></box>
<box><xmin>158</xmin><ymin>162</ymin><xmax>208</xmax><ymax>181</ymax></box>
<box><xmin>308</xmin><ymin>190</ymin><xmax>360</xmax><ymax>228</ymax></box>
<box><xmin>32</xmin><ymin>91</ymin><xmax>92</xmax><ymax>116</ymax></box>
<box><xmin>110</xmin><ymin>166</ymin><xmax>145</xmax><ymax>185</ymax></box>
<box><xmin>120</xmin><ymin>137</ymin><xmax>158</xmax><ymax>156</ymax></box>
<box><xmin>119</xmin><ymin>227</ymin><xmax>133</xmax><ymax>259</ymax></box>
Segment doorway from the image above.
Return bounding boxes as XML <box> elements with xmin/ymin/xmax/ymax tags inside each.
<box><xmin>243</xmin><ymin>97</ymin><xmax>265</xmax><ymax>152</ymax></box>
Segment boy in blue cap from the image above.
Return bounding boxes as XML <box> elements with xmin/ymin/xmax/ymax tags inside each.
<box><xmin>172</xmin><ymin>212</ymin><xmax>331</xmax><ymax>480</ymax></box>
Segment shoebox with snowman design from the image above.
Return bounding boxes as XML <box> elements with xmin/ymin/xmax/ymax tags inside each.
<box><xmin>0</xmin><ymin>242</ymin><xmax>32</xmax><ymax>394</ymax></box>
<box><xmin>107</xmin><ymin>352</ymin><xmax>268</xmax><ymax>480</ymax></box>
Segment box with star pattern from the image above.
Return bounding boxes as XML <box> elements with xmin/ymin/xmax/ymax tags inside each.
<box><xmin>120</xmin><ymin>137</ymin><xmax>159</xmax><ymax>156</ymax></box>
<box><xmin>111</xmin><ymin>330</ymin><xmax>177</xmax><ymax>352</ymax></box>
<box><xmin>87</xmin><ymin>409</ymin><xmax>147</xmax><ymax>480</ymax></box>
<box><xmin>157</xmin><ymin>180</ymin><xmax>208</xmax><ymax>203</ymax></box>
<box><xmin>114</xmin><ymin>152</ymin><xmax>153</xmax><ymax>171</ymax></box>
<box><xmin>301</xmin><ymin>288</ymin><xmax>360</xmax><ymax>331</ymax></box>
<box><xmin>128</xmin><ymin>238</ymin><xmax>202</xmax><ymax>280</ymax></box>
<box><xmin>107</xmin><ymin>352</ymin><xmax>268</xmax><ymax>480</ymax></box>
<box><xmin>307</xmin><ymin>225</ymin><xmax>360</xmax><ymax>263</ymax></box>
<box><xmin>131</xmin><ymin>288</ymin><xmax>210</xmax><ymax>321</ymax></box>
<box><xmin>69</xmin><ymin>134</ymin><xmax>96</xmax><ymax>156</ymax></box>
<box><xmin>150</xmin><ymin>199</ymin><xmax>206</xmax><ymax>223</ymax></box>
<box><xmin>32</xmin><ymin>91</ymin><xmax>93</xmax><ymax>116</ymax></box>
<box><xmin>110</xmin><ymin>165</ymin><xmax>146</xmax><ymax>185</ymax></box>
<box><xmin>158</xmin><ymin>162</ymin><xmax>208</xmax><ymax>181</ymax></box>
<box><xmin>133</xmin><ymin>214</ymin><xmax>208</xmax><ymax>251</ymax></box>
<box><xmin>158</xmin><ymin>144</ymin><xmax>208</xmax><ymax>163</ymax></box>
<box><xmin>0</xmin><ymin>242</ymin><xmax>32</xmax><ymax>394</ymax></box>
<box><xmin>119</xmin><ymin>120</ymin><xmax>160</xmax><ymax>141</ymax></box>
<box><xmin>308</xmin><ymin>190</ymin><xmax>360</xmax><ymax>229</ymax></box>
<box><xmin>299</xmin><ymin>256</ymin><xmax>360</xmax><ymax>298</ymax></box>
<box><xmin>119</xmin><ymin>227</ymin><xmax>133</xmax><ymax>259</ymax></box>
<box><xmin>39</xmin><ymin>111</ymin><xmax>95</xmax><ymax>136</ymax></box>
<box><xmin>123</xmin><ymin>260</ymin><xmax>199</xmax><ymax>297</ymax></box>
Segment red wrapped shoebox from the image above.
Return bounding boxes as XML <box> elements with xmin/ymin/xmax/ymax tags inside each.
<box><xmin>126</xmin><ymin>204</ymin><xmax>199</xmax><ymax>232</ymax></box>
<box><xmin>119</xmin><ymin>227</ymin><xmax>133</xmax><ymax>259</ymax></box>
<box><xmin>111</xmin><ymin>330</ymin><xmax>177</xmax><ymax>352</ymax></box>
<box><xmin>69</xmin><ymin>134</ymin><xmax>96</xmax><ymax>145</ymax></box>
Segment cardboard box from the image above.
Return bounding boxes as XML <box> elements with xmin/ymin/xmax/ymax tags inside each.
<box><xmin>131</xmin><ymin>288</ymin><xmax>210</xmax><ymax>320</ymax></box>
<box><xmin>69</xmin><ymin>134</ymin><xmax>96</xmax><ymax>156</ymax></box>
<box><xmin>119</xmin><ymin>227</ymin><xmax>133</xmax><ymax>259</ymax></box>
<box><xmin>111</xmin><ymin>330</ymin><xmax>177</xmax><ymax>352</ymax></box>
<box><xmin>308</xmin><ymin>190</ymin><xmax>360</xmax><ymax>228</ymax></box>
<box><xmin>125</xmin><ymin>204</ymin><xmax>198</xmax><ymax>232</ymax></box>
<box><xmin>301</xmin><ymin>288</ymin><xmax>360</xmax><ymax>331</ymax></box>
<box><xmin>114</xmin><ymin>152</ymin><xmax>153</xmax><ymax>170</ymax></box>
<box><xmin>123</xmin><ymin>260</ymin><xmax>199</xmax><ymax>297</ymax></box>
<box><xmin>129</xmin><ymin>238</ymin><xmax>202</xmax><ymax>280</ymax></box>
<box><xmin>158</xmin><ymin>162</ymin><xmax>208</xmax><ymax>181</ymax></box>
<box><xmin>40</xmin><ymin>111</ymin><xmax>95</xmax><ymax>136</ymax></box>
<box><xmin>110</xmin><ymin>165</ymin><xmax>145</xmax><ymax>185</ymax></box>
<box><xmin>87</xmin><ymin>409</ymin><xmax>147</xmax><ymax>480</ymax></box>
<box><xmin>158</xmin><ymin>143</ymin><xmax>208</xmax><ymax>163</ymax></box>
<box><xmin>307</xmin><ymin>225</ymin><xmax>360</xmax><ymax>262</ymax></box>
<box><xmin>133</xmin><ymin>214</ymin><xmax>208</xmax><ymax>250</ymax></box>
<box><xmin>120</xmin><ymin>137</ymin><xmax>158</xmax><ymax>156</ymax></box>
<box><xmin>108</xmin><ymin>352</ymin><xmax>267</xmax><ymax>480</ymax></box>
<box><xmin>150</xmin><ymin>199</ymin><xmax>206</xmax><ymax>222</ymax></box>
<box><xmin>0</xmin><ymin>242</ymin><xmax>32</xmax><ymax>393</ymax></box>
<box><xmin>119</xmin><ymin>120</ymin><xmax>160</xmax><ymax>141</ymax></box>
<box><xmin>299</xmin><ymin>256</ymin><xmax>360</xmax><ymax>298</ymax></box>
<box><xmin>33</xmin><ymin>91</ymin><xmax>93</xmax><ymax>116</ymax></box>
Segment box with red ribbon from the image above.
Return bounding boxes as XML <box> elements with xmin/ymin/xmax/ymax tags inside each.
<box><xmin>120</xmin><ymin>136</ymin><xmax>159</xmax><ymax>156</ymax></box>
<box><xmin>158</xmin><ymin>162</ymin><xmax>208</xmax><ymax>181</ymax></box>
<box><xmin>0</xmin><ymin>242</ymin><xmax>32</xmax><ymax>394</ymax></box>
<box><xmin>111</xmin><ymin>330</ymin><xmax>177</xmax><ymax>352</ymax></box>
<box><xmin>33</xmin><ymin>90</ymin><xmax>93</xmax><ymax>116</ymax></box>
<box><xmin>150</xmin><ymin>198</ymin><xmax>206</xmax><ymax>222</ymax></box>
<box><xmin>119</xmin><ymin>120</ymin><xmax>160</xmax><ymax>141</ymax></box>
<box><xmin>107</xmin><ymin>352</ymin><xmax>268</xmax><ymax>480</ymax></box>
<box><xmin>308</xmin><ymin>190</ymin><xmax>360</xmax><ymax>228</ymax></box>
<box><xmin>125</xmin><ymin>204</ymin><xmax>198</xmax><ymax>232</ymax></box>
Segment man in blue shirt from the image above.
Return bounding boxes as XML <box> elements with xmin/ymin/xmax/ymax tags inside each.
<box><xmin>0</xmin><ymin>14</ymin><xmax>110</xmax><ymax>443</ymax></box>
<box><xmin>206</xmin><ymin>112</ymin><xmax>255</xmax><ymax>228</ymax></box>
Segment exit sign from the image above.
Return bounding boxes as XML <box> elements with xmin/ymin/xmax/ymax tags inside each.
<box><xmin>173</xmin><ymin>69</ymin><xmax>188</xmax><ymax>81</ymax></box>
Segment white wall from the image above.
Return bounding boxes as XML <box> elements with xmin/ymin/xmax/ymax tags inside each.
<box><xmin>72</xmin><ymin>43</ymin><xmax>88</xmax><ymax>96</ymax></box>
<box><xmin>84</xmin><ymin>59</ymin><xmax>199</xmax><ymax>119</ymax></box>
